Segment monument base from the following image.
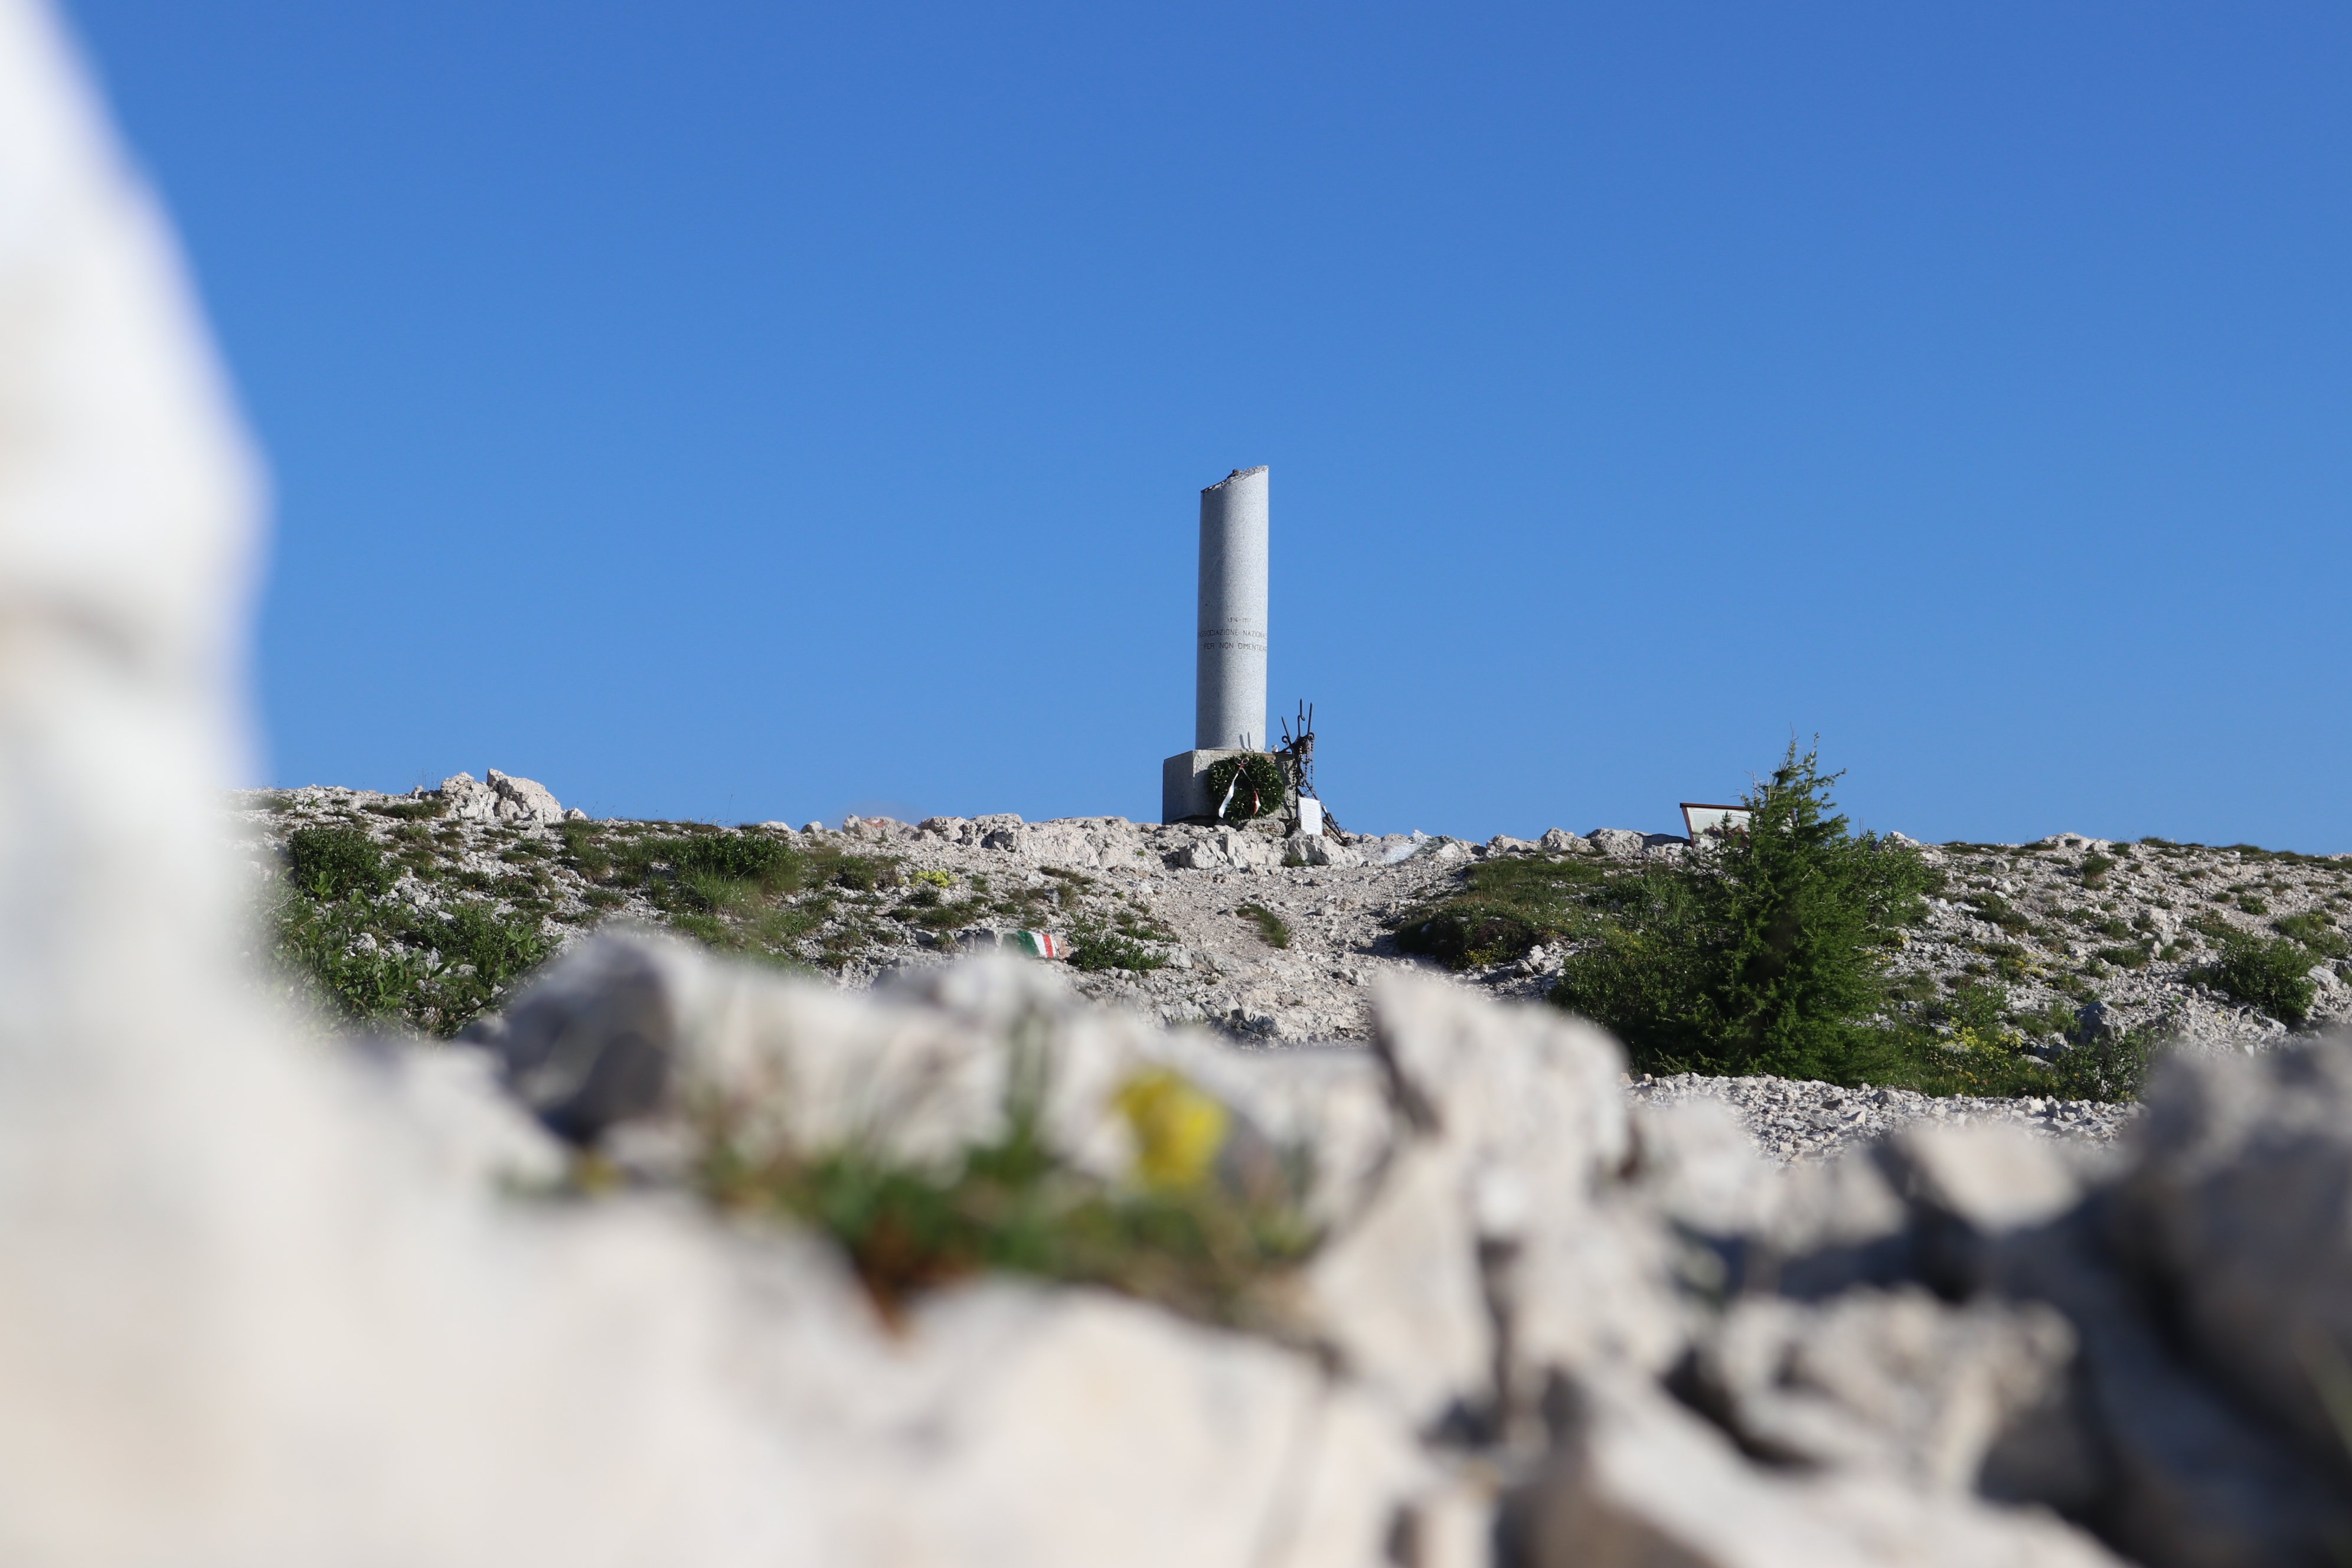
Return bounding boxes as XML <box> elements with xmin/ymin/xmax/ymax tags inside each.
<box><xmin>1162</xmin><ymin>749</ymin><xmax>1258</xmax><ymax>825</ymax></box>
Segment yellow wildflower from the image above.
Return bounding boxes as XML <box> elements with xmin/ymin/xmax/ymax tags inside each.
<box><xmin>1113</xmin><ymin>1069</ymin><xmax>1230</xmax><ymax>1191</ymax></box>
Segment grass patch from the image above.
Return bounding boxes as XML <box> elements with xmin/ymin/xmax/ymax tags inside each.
<box><xmin>694</xmin><ymin>1063</ymin><xmax>1312</xmax><ymax>1326</ymax></box>
<box><xmin>2272</xmin><ymin>912</ymin><xmax>2347</xmax><ymax>960</ymax></box>
<box><xmin>364</xmin><ymin>796</ymin><xmax>446</xmax><ymax>821</ymax></box>
<box><xmin>1237</xmin><ymin>903</ymin><xmax>1293</xmax><ymax>950</ymax></box>
<box><xmin>1392</xmin><ymin>856</ymin><xmax>1612</xmax><ymax>969</ymax></box>
<box><xmin>1965</xmin><ymin>893</ymin><xmax>2033</xmax><ymax>933</ymax></box>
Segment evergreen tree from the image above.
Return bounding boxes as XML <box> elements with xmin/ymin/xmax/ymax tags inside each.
<box><xmin>1550</xmin><ymin>742</ymin><xmax>1928</xmax><ymax>1082</ymax></box>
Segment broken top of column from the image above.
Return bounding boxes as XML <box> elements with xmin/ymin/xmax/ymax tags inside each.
<box><xmin>1195</xmin><ymin>466</ymin><xmax>1268</xmax><ymax>752</ymax></box>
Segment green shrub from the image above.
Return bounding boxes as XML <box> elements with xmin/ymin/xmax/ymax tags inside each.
<box><xmin>1942</xmin><ymin>977</ymin><xmax>2019</xmax><ymax>1053</ymax></box>
<box><xmin>426</xmin><ymin>900</ymin><xmax>550</xmax><ymax>1001</ymax></box>
<box><xmin>2199</xmin><ymin>930</ymin><xmax>2318</xmax><ymax>1025</ymax></box>
<box><xmin>270</xmin><ymin>884</ymin><xmax>548</xmax><ymax>1037</ymax></box>
<box><xmin>286</xmin><ymin>826</ymin><xmax>393</xmax><ymax>901</ymax></box>
<box><xmin>1546</xmin><ymin>743</ymin><xmax>1932</xmax><ymax>1083</ymax></box>
<box><xmin>2079</xmin><ymin>852</ymin><xmax>2115</xmax><ymax>888</ymax></box>
<box><xmin>272</xmin><ymin>893</ymin><xmax>426</xmax><ymax>1024</ymax></box>
<box><xmin>2095</xmin><ymin>944</ymin><xmax>2152</xmax><ymax>971</ymax></box>
<box><xmin>2051</xmin><ymin>1018</ymin><xmax>2164</xmax><ymax>1103</ymax></box>
<box><xmin>1068</xmin><ymin>932</ymin><xmax>1167</xmax><ymax>972</ymax></box>
<box><xmin>2237</xmin><ymin>893</ymin><xmax>2271</xmax><ymax>916</ymax></box>
<box><xmin>909</xmin><ymin>899</ymin><xmax>982</xmax><ymax>932</ymax></box>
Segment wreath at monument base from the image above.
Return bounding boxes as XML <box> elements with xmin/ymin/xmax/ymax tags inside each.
<box><xmin>1203</xmin><ymin>753</ymin><xmax>1289</xmax><ymax>824</ymax></box>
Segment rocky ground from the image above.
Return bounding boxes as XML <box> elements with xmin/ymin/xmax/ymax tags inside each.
<box><xmin>1625</xmin><ymin>1073</ymin><xmax>2139</xmax><ymax>1167</ymax></box>
<box><xmin>237</xmin><ymin>775</ymin><xmax>2352</xmax><ymax>1164</ymax></box>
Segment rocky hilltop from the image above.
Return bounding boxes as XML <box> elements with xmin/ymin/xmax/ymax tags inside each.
<box><xmin>240</xmin><ymin>775</ymin><xmax>2352</xmax><ymax>1165</ymax></box>
<box><xmin>243</xmin><ymin>778</ymin><xmax>2352</xmax><ymax>1041</ymax></box>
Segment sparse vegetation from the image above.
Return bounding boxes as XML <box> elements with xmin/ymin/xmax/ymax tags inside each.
<box><xmin>1237</xmin><ymin>903</ymin><xmax>1292</xmax><ymax>950</ymax></box>
<box><xmin>363</xmin><ymin>796</ymin><xmax>446</xmax><ymax>821</ymax></box>
<box><xmin>1392</xmin><ymin>855</ymin><xmax>1611</xmax><ymax>968</ymax></box>
<box><xmin>1965</xmin><ymin>892</ymin><xmax>2032</xmax><ymax>933</ymax></box>
<box><xmin>270</xmin><ymin>865</ymin><xmax>549</xmax><ymax>1037</ymax></box>
<box><xmin>694</xmin><ymin>1060</ymin><xmax>1312</xmax><ymax>1326</ymax></box>
<box><xmin>2272</xmin><ymin>912</ymin><xmax>2347</xmax><ymax>959</ymax></box>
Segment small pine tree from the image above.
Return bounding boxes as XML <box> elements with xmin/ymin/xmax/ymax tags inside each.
<box><xmin>1550</xmin><ymin>742</ymin><xmax>1928</xmax><ymax>1082</ymax></box>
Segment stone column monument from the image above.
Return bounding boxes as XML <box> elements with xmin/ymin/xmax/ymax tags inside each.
<box><xmin>1163</xmin><ymin>466</ymin><xmax>1270</xmax><ymax>822</ymax></box>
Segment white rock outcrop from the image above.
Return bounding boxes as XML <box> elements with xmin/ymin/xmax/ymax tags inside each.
<box><xmin>436</xmin><ymin>769</ymin><xmax>566</xmax><ymax>825</ymax></box>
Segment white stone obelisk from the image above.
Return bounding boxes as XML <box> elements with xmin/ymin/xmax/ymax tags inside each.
<box><xmin>1195</xmin><ymin>466</ymin><xmax>1268</xmax><ymax>751</ymax></box>
<box><xmin>1163</xmin><ymin>466</ymin><xmax>1271</xmax><ymax>821</ymax></box>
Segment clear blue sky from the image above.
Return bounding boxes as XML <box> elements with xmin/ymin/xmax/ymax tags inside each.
<box><xmin>61</xmin><ymin>2</ymin><xmax>2352</xmax><ymax>846</ymax></box>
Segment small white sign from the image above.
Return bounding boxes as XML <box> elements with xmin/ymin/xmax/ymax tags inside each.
<box><xmin>1298</xmin><ymin>797</ymin><xmax>1324</xmax><ymax>838</ymax></box>
<box><xmin>1681</xmin><ymin>802</ymin><xmax>1751</xmax><ymax>844</ymax></box>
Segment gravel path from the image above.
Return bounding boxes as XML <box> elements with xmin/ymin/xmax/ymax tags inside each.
<box><xmin>1626</xmin><ymin>1071</ymin><xmax>2139</xmax><ymax>1165</ymax></box>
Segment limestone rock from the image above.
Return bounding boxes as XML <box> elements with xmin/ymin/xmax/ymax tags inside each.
<box><xmin>1585</xmin><ymin>828</ymin><xmax>1648</xmax><ymax>859</ymax></box>
<box><xmin>2112</xmin><ymin>1039</ymin><xmax>2352</xmax><ymax>1466</ymax></box>
<box><xmin>1370</xmin><ymin>974</ymin><xmax>1631</xmax><ymax>1198</ymax></box>
<box><xmin>1167</xmin><ymin>837</ymin><xmax>1225</xmax><ymax>870</ymax></box>
<box><xmin>1284</xmin><ymin>832</ymin><xmax>1364</xmax><ymax>868</ymax></box>
<box><xmin>1981</xmin><ymin>1206</ymin><xmax>2351</xmax><ymax>1565</ymax></box>
<box><xmin>375</xmin><ymin>1041</ymin><xmax>569</xmax><ymax>1190</ymax></box>
<box><xmin>860</xmin><ymin>1281</ymin><xmax>1432</xmax><ymax>1568</ymax></box>
<box><xmin>1687</xmin><ymin>1286</ymin><xmax>2079</xmax><ymax>1492</ymax></box>
<box><xmin>1500</xmin><ymin>1374</ymin><xmax>2123</xmax><ymax>1568</ymax></box>
<box><xmin>486</xmin><ymin>768</ymin><xmax>564</xmax><ymax>825</ymax></box>
<box><xmin>1538</xmin><ymin>828</ymin><xmax>1586</xmax><ymax>852</ymax></box>
<box><xmin>437</xmin><ymin>771</ymin><xmax>500</xmax><ymax>821</ymax></box>
<box><xmin>465</xmin><ymin>932</ymin><xmax>691</xmax><ymax>1142</ymax></box>
<box><xmin>1625</xmin><ymin>1096</ymin><xmax>1782</xmax><ymax>1237</ymax></box>
<box><xmin>1295</xmin><ymin>1142</ymin><xmax>1491</xmax><ymax>1425</ymax></box>
<box><xmin>1167</xmin><ymin>827</ymin><xmax>1283</xmax><ymax>872</ymax></box>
